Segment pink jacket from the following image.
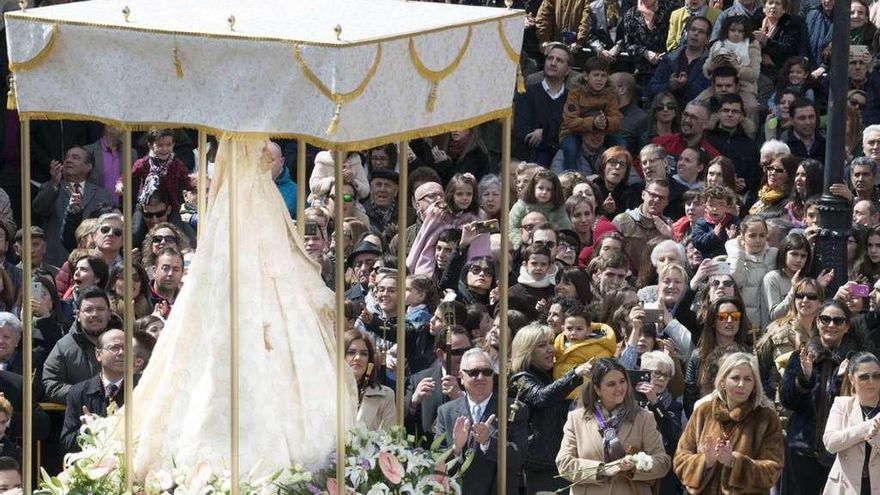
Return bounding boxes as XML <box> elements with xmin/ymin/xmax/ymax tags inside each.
<box><xmin>406</xmin><ymin>205</ymin><xmax>489</xmax><ymax>276</ymax></box>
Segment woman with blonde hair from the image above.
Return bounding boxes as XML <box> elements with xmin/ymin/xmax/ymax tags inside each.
<box><xmin>140</xmin><ymin>222</ymin><xmax>191</xmax><ymax>276</ymax></box>
<box><xmin>674</xmin><ymin>352</ymin><xmax>784</xmax><ymax>493</ymax></box>
<box><xmin>510</xmin><ymin>323</ymin><xmax>592</xmax><ymax>494</ymax></box>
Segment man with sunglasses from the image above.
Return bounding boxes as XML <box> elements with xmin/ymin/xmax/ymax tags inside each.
<box><xmin>433</xmin><ymin>347</ymin><xmax>527</xmax><ymax>495</ymax></box>
<box><xmin>32</xmin><ymin>145</ymin><xmax>112</xmax><ymax>267</ymax></box>
<box><xmin>132</xmin><ymin>191</ymin><xmax>196</xmax><ymax>251</ymax></box>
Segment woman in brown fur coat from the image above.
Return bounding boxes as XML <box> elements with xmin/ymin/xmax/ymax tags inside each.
<box><xmin>673</xmin><ymin>352</ymin><xmax>784</xmax><ymax>494</ymax></box>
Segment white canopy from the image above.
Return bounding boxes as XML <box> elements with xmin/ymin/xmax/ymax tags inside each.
<box><xmin>5</xmin><ymin>0</ymin><xmax>523</xmax><ymax>150</ymax></box>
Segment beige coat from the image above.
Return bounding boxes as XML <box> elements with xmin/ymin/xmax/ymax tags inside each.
<box><xmin>556</xmin><ymin>408</ymin><xmax>671</xmax><ymax>495</ymax></box>
<box><xmin>356</xmin><ymin>384</ymin><xmax>396</xmax><ymax>431</ymax></box>
<box><xmin>823</xmin><ymin>396</ymin><xmax>880</xmax><ymax>495</ymax></box>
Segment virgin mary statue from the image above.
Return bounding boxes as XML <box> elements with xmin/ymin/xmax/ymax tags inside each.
<box><xmin>123</xmin><ymin>138</ymin><xmax>357</xmax><ymax>479</ymax></box>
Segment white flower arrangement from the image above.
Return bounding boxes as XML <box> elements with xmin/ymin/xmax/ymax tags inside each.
<box><xmin>556</xmin><ymin>452</ymin><xmax>656</xmax><ymax>493</ymax></box>
<box><xmin>35</xmin><ymin>416</ymin><xmax>464</xmax><ymax>495</ymax></box>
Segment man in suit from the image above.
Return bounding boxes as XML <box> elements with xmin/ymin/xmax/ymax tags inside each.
<box><xmin>60</xmin><ymin>328</ymin><xmax>127</xmax><ymax>453</ymax></box>
<box><xmin>434</xmin><ymin>348</ymin><xmax>527</xmax><ymax>495</ymax></box>
<box><xmin>405</xmin><ymin>326</ymin><xmax>472</xmax><ymax>447</ymax></box>
<box><xmin>32</xmin><ymin>146</ymin><xmax>112</xmax><ymax>267</ymax></box>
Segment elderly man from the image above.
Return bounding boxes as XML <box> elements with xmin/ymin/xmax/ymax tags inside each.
<box><xmin>344</xmin><ymin>240</ymin><xmax>383</xmax><ymax>303</ymax></box>
<box><xmin>268</xmin><ymin>141</ymin><xmax>297</xmax><ymax>219</ymax></box>
<box><xmin>865</xmin><ymin>124</ymin><xmax>880</xmax><ymax>165</ymax></box>
<box><xmin>847</xmin><ymin>157</ymin><xmax>880</xmax><ymax>202</ymax></box>
<box><xmin>647</xmin><ymin>17</ymin><xmax>712</xmax><ymax>107</ymax></box>
<box><xmin>514</xmin><ymin>44</ymin><xmax>571</xmax><ymax>166</ymax></box>
<box><xmin>364</xmin><ymin>169</ymin><xmax>401</xmax><ymax>234</ymax></box>
<box><xmin>0</xmin><ymin>313</ymin><xmax>47</xmax><ymax>377</ymax></box>
<box><xmin>854</xmin><ymin>199</ymin><xmax>880</xmax><ymax>227</ymax></box>
<box><xmin>434</xmin><ymin>348</ymin><xmax>527</xmax><ymax>495</ymax></box>
<box><xmin>32</xmin><ymin>146</ymin><xmax>112</xmax><ymax>266</ymax></box>
<box><xmin>613</xmin><ymin>179</ymin><xmax>672</xmax><ymax>273</ymax></box>
<box><xmin>42</xmin><ymin>287</ymin><xmax>119</xmax><ymax>404</ymax></box>
<box><xmin>12</xmin><ymin>227</ymin><xmax>57</xmax><ymax>278</ymax></box>
<box><xmin>61</xmin><ymin>328</ymin><xmax>131</xmax><ymax>453</ymax></box>
<box><xmin>652</xmin><ymin>100</ymin><xmax>720</xmax><ymax>161</ymax></box>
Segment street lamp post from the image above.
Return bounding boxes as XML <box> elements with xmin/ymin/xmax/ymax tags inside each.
<box><xmin>815</xmin><ymin>0</ymin><xmax>853</xmax><ymax>296</ymax></box>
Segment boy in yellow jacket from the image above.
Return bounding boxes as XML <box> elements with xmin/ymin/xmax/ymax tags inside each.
<box><xmin>553</xmin><ymin>305</ymin><xmax>617</xmax><ymax>400</ymax></box>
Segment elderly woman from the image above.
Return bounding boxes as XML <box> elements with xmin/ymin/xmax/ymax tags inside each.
<box><xmin>685</xmin><ymin>297</ymin><xmax>752</xmax><ymax>416</ymax></box>
<box><xmin>633</xmin><ymin>263</ymin><xmax>695</xmax><ymax>363</ymax></box>
<box><xmin>756</xmin><ymin>277</ymin><xmax>824</xmax><ymax>401</ymax></box>
<box><xmin>592</xmin><ymin>147</ymin><xmax>642</xmax><ymax>220</ymax></box>
<box><xmin>93</xmin><ymin>213</ymin><xmax>125</xmax><ymax>268</ymax></box>
<box><xmin>556</xmin><ymin>358</ymin><xmax>671</xmax><ymax>495</ymax></box>
<box><xmin>510</xmin><ymin>324</ymin><xmax>592</xmax><ymax>494</ymax></box>
<box><xmin>823</xmin><ymin>352</ymin><xmax>880</xmax><ymax>494</ymax></box>
<box><xmin>674</xmin><ymin>352</ymin><xmax>785</xmax><ymax>493</ymax></box>
<box><xmin>637</xmin><ymin>351</ymin><xmax>683</xmax><ymax>495</ymax></box>
<box><xmin>781</xmin><ymin>301</ymin><xmax>868</xmax><ymax>494</ymax></box>
<box><xmin>478</xmin><ymin>174</ymin><xmax>502</xmax><ymax>220</ymax></box>
<box><xmin>635</xmin><ymin>239</ymin><xmax>688</xmax><ymax>302</ymax></box>
<box><xmin>344</xmin><ymin>329</ymin><xmax>396</xmax><ymax>430</ymax></box>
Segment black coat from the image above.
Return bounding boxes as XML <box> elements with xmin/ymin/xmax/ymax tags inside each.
<box><xmin>705</xmin><ymin>125</ymin><xmax>762</xmax><ymax>195</ymax></box>
<box><xmin>404</xmin><ymin>361</ymin><xmax>445</xmax><ymax>448</ymax></box>
<box><xmin>61</xmin><ymin>375</ymin><xmax>134</xmax><ymax>453</ymax></box>
<box><xmin>0</xmin><ymin>370</ymin><xmax>50</xmax><ymax>443</ymax></box>
<box><xmin>509</xmin><ymin>367</ymin><xmax>583</xmax><ymax>473</ymax></box>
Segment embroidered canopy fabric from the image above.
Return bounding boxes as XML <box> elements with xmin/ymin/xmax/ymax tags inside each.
<box><xmin>5</xmin><ymin>0</ymin><xmax>523</xmax><ymax>150</ymax></box>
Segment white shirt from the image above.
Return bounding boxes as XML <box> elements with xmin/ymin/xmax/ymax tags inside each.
<box><xmin>542</xmin><ymin>79</ymin><xmax>565</xmax><ymax>100</ymax></box>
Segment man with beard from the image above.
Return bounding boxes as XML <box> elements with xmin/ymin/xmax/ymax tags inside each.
<box><xmin>612</xmin><ymin>179</ymin><xmax>673</xmax><ymax>273</ymax></box>
<box><xmin>42</xmin><ymin>287</ymin><xmax>120</xmax><ymax>404</ymax></box>
<box><xmin>652</xmin><ymin>100</ymin><xmax>720</xmax><ymax>161</ymax></box>
<box><xmin>150</xmin><ymin>248</ymin><xmax>184</xmax><ymax>319</ymax></box>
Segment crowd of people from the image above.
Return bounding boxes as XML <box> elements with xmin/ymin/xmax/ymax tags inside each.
<box><xmin>2</xmin><ymin>0</ymin><xmax>880</xmax><ymax>493</ymax></box>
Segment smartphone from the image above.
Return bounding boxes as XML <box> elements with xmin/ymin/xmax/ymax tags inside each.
<box><xmin>852</xmin><ymin>284</ymin><xmax>871</xmax><ymax>298</ymax></box>
<box><xmin>304</xmin><ymin>222</ymin><xmax>319</xmax><ymax>237</ymax></box>
<box><xmin>627</xmin><ymin>370</ymin><xmax>652</xmax><ymax>407</ymax></box>
<box><xmin>643</xmin><ymin>308</ymin><xmax>664</xmax><ymax>324</ymax></box>
<box><xmin>31</xmin><ymin>280</ymin><xmax>43</xmax><ymax>301</ymax></box>
<box><xmin>473</xmin><ymin>219</ymin><xmax>500</xmax><ymax>235</ymax></box>
<box><xmin>715</xmin><ymin>261</ymin><xmax>732</xmax><ymax>276</ymax></box>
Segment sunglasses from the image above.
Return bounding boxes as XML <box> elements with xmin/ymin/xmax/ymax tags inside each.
<box><xmin>795</xmin><ymin>292</ymin><xmax>819</xmax><ymax>301</ymax></box>
<box><xmin>764</xmin><ymin>166</ymin><xmax>786</xmax><ymax>174</ymax></box>
<box><xmin>462</xmin><ymin>368</ymin><xmax>494</xmax><ymax>378</ymax></box>
<box><xmin>657</xmin><ymin>103</ymin><xmax>676</xmax><ymax>111</ymax></box>
<box><xmin>152</xmin><ymin>235</ymin><xmax>178</xmax><ymax>244</ymax></box>
<box><xmin>711</xmin><ymin>279</ymin><xmax>735</xmax><ymax>288</ymax></box>
<box><xmin>141</xmin><ymin>209</ymin><xmax>167</xmax><ymax>219</ymax></box>
<box><xmin>849</xmin><ymin>99</ymin><xmax>867</xmax><ymax>109</ymax></box>
<box><xmin>469</xmin><ymin>265</ymin><xmax>492</xmax><ymax>276</ymax></box>
<box><xmin>448</xmin><ymin>346</ymin><xmax>473</xmax><ymax>357</ymax></box>
<box><xmin>99</xmin><ymin>226</ymin><xmax>123</xmax><ymax>237</ymax></box>
<box><xmin>857</xmin><ymin>371</ymin><xmax>880</xmax><ymax>382</ymax></box>
<box><xmin>818</xmin><ymin>314</ymin><xmax>847</xmax><ymax>326</ymax></box>
<box><xmin>533</xmin><ymin>240</ymin><xmax>556</xmax><ymax>249</ymax></box>
<box><xmin>717</xmin><ymin>311</ymin><xmax>742</xmax><ymax>321</ymax></box>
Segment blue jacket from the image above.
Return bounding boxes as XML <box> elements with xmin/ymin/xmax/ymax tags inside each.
<box><xmin>274</xmin><ymin>166</ymin><xmax>298</xmax><ymax>219</ymax></box>
<box><xmin>691</xmin><ymin>215</ymin><xmax>740</xmax><ymax>259</ymax></box>
<box><xmin>805</xmin><ymin>6</ymin><xmax>833</xmax><ymax>66</ymax></box>
<box><xmin>646</xmin><ymin>46</ymin><xmax>710</xmax><ymax>108</ymax></box>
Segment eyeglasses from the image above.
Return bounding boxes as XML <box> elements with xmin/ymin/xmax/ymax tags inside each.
<box><xmin>102</xmin><ymin>344</ymin><xmax>125</xmax><ymax>354</ymax></box>
<box><xmin>605</xmin><ymin>159</ymin><xmax>627</xmax><ymax>169</ymax></box>
<box><xmin>656</xmin><ymin>103</ymin><xmax>676</xmax><ymax>111</ymax></box>
<box><xmin>710</xmin><ymin>279</ymin><xmax>735</xmax><ymax>288</ymax></box>
<box><xmin>141</xmin><ymin>209</ymin><xmax>167</xmax><ymax>219</ymax></box>
<box><xmin>557</xmin><ymin>243</ymin><xmax>575</xmax><ymax>252</ymax></box>
<box><xmin>99</xmin><ymin>226</ymin><xmax>123</xmax><ymax>237</ymax></box>
<box><xmin>818</xmin><ymin>314</ymin><xmax>847</xmax><ymax>326</ymax></box>
<box><xmin>849</xmin><ymin>99</ymin><xmax>867</xmax><ymax>109</ymax></box>
<box><xmin>717</xmin><ymin>311</ymin><xmax>742</xmax><ymax>321</ymax></box>
<box><xmin>682</xmin><ymin>111</ymin><xmax>704</xmax><ymax>122</ymax></box>
<box><xmin>152</xmin><ymin>235</ymin><xmax>178</xmax><ymax>244</ymax></box>
<box><xmin>533</xmin><ymin>240</ymin><xmax>557</xmax><ymax>249</ymax></box>
<box><xmin>417</xmin><ymin>192</ymin><xmax>443</xmax><ymax>203</ymax></box>
<box><xmin>645</xmin><ymin>190</ymin><xmax>668</xmax><ymax>201</ymax></box>
<box><xmin>795</xmin><ymin>292</ymin><xmax>820</xmax><ymax>301</ymax></box>
<box><xmin>764</xmin><ymin>166</ymin><xmax>786</xmax><ymax>174</ymax></box>
<box><xmin>469</xmin><ymin>265</ymin><xmax>492</xmax><ymax>276</ymax></box>
<box><xmin>462</xmin><ymin>368</ymin><xmax>494</xmax><ymax>378</ymax></box>
<box><xmin>857</xmin><ymin>371</ymin><xmax>880</xmax><ymax>382</ymax></box>
<box><xmin>448</xmin><ymin>346</ymin><xmax>473</xmax><ymax>357</ymax></box>
<box><xmin>648</xmin><ymin>369</ymin><xmax>671</xmax><ymax>380</ymax></box>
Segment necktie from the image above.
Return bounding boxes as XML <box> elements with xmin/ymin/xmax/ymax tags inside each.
<box><xmin>73</xmin><ymin>182</ymin><xmax>81</xmax><ymax>195</ymax></box>
<box><xmin>472</xmin><ymin>403</ymin><xmax>482</xmax><ymax>423</ymax></box>
<box><xmin>106</xmin><ymin>383</ymin><xmax>119</xmax><ymax>401</ymax></box>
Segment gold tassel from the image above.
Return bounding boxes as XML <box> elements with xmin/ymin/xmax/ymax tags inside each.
<box><xmin>6</xmin><ymin>79</ymin><xmax>15</xmax><ymax>111</ymax></box>
<box><xmin>427</xmin><ymin>81</ymin><xmax>438</xmax><ymax>113</ymax></box>
<box><xmin>326</xmin><ymin>101</ymin><xmax>342</xmax><ymax>135</ymax></box>
<box><xmin>516</xmin><ymin>65</ymin><xmax>525</xmax><ymax>94</ymax></box>
<box><xmin>173</xmin><ymin>47</ymin><xmax>184</xmax><ymax>79</ymax></box>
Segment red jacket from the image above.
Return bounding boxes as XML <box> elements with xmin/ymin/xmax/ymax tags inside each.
<box><xmin>132</xmin><ymin>156</ymin><xmax>194</xmax><ymax>209</ymax></box>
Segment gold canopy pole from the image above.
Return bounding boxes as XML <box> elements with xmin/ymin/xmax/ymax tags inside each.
<box><xmin>334</xmin><ymin>149</ymin><xmax>346</xmax><ymax>491</ymax></box>
<box><xmin>394</xmin><ymin>141</ymin><xmax>408</xmax><ymax>425</ymax></box>
<box><xmin>296</xmin><ymin>141</ymin><xmax>306</xmax><ymax>236</ymax></box>
<box><xmin>197</xmin><ymin>131</ymin><xmax>207</xmax><ymax>244</ymax></box>
<box><xmin>497</xmin><ymin>115</ymin><xmax>512</xmax><ymax>495</ymax></box>
<box><xmin>20</xmin><ymin>118</ymin><xmax>33</xmax><ymax>495</ymax></box>
<box><xmin>229</xmin><ymin>140</ymin><xmax>240</xmax><ymax>495</ymax></box>
<box><xmin>122</xmin><ymin>131</ymin><xmax>134</xmax><ymax>494</ymax></box>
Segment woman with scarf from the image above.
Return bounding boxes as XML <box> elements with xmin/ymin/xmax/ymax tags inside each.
<box><xmin>674</xmin><ymin>352</ymin><xmax>785</xmax><ymax>494</ymax></box>
<box><xmin>747</xmin><ymin>153</ymin><xmax>798</xmax><ymax>220</ymax></box>
<box><xmin>556</xmin><ymin>358</ymin><xmax>671</xmax><ymax>495</ymax></box>
<box><xmin>510</xmin><ymin>323</ymin><xmax>592</xmax><ymax>494</ymax></box>
<box><xmin>781</xmin><ymin>301</ymin><xmax>866</xmax><ymax>495</ymax></box>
